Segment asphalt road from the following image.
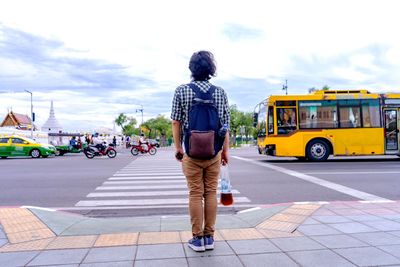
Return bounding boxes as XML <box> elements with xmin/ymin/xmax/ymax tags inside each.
<box><xmin>1</xmin><ymin>146</ymin><xmax>399</xmax><ymax>217</ymax></box>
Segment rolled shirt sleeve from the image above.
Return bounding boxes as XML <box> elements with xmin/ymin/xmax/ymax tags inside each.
<box><xmin>171</xmin><ymin>88</ymin><xmax>182</xmax><ymax>122</ymax></box>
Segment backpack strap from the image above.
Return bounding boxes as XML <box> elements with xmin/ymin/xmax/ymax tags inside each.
<box><xmin>188</xmin><ymin>83</ymin><xmax>216</xmax><ymax>102</ymax></box>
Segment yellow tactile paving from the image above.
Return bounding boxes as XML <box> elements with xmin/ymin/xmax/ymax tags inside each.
<box><xmin>269</xmin><ymin>214</ymin><xmax>308</xmax><ymax>224</ymax></box>
<box><xmin>282</xmin><ymin>208</ymin><xmax>316</xmax><ymax>216</ymax></box>
<box><xmin>1</xmin><ymin>220</ymin><xmax>49</xmax><ymax>234</ymax></box>
<box><xmin>258</xmin><ymin>229</ymin><xmax>303</xmax><ymax>239</ymax></box>
<box><xmin>256</xmin><ymin>220</ymin><xmax>299</xmax><ymax>233</ymax></box>
<box><xmin>7</xmin><ymin>228</ymin><xmax>55</xmax><ymax>243</ymax></box>
<box><xmin>45</xmin><ymin>235</ymin><xmax>97</xmax><ymax>250</ymax></box>
<box><xmin>291</xmin><ymin>204</ymin><xmax>322</xmax><ymax>210</ymax></box>
<box><xmin>0</xmin><ymin>238</ymin><xmax>55</xmax><ymax>252</ymax></box>
<box><xmin>218</xmin><ymin>228</ymin><xmax>264</xmax><ymax>240</ymax></box>
<box><xmin>94</xmin><ymin>233</ymin><xmax>138</xmax><ymax>247</ymax></box>
<box><xmin>0</xmin><ymin>208</ymin><xmax>33</xmax><ymax>219</ymax></box>
<box><xmin>138</xmin><ymin>231</ymin><xmax>181</xmax><ymax>245</ymax></box>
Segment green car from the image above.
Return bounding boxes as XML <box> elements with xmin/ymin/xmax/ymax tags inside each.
<box><xmin>0</xmin><ymin>135</ymin><xmax>56</xmax><ymax>159</ymax></box>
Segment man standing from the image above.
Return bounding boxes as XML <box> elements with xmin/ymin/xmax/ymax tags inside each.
<box><xmin>171</xmin><ymin>51</ymin><xmax>230</xmax><ymax>252</ymax></box>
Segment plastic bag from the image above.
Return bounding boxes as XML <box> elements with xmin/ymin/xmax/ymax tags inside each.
<box><xmin>220</xmin><ymin>165</ymin><xmax>234</xmax><ymax>206</ymax></box>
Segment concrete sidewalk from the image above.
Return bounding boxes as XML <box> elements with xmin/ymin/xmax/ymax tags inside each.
<box><xmin>2</xmin><ymin>201</ymin><xmax>400</xmax><ymax>266</ymax></box>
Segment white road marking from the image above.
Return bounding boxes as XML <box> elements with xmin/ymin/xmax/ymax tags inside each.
<box><xmin>87</xmin><ymin>189</ymin><xmax>241</xmax><ymax>198</ymax></box>
<box><xmin>109</xmin><ymin>176</ymin><xmax>185</xmax><ymax>180</ymax></box>
<box><xmin>96</xmin><ymin>184</ymin><xmax>189</xmax><ymax>190</ymax></box>
<box><xmin>305</xmin><ymin>171</ymin><xmax>400</xmax><ymax>175</ymax></box>
<box><xmin>103</xmin><ymin>180</ymin><xmax>185</xmax><ymax>185</ymax></box>
<box><xmin>114</xmin><ymin>173</ymin><xmax>183</xmax><ymax>176</ymax></box>
<box><xmin>75</xmin><ymin>197</ymin><xmax>251</xmax><ymax>207</ymax></box>
<box><xmin>232</xmin><ymin>156</ymin><xmax>391</xmax><ymax>202</ymax></box>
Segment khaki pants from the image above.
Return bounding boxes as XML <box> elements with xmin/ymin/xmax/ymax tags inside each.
<box><xmin>182</xmin><ymin>152</ymin><xmax>221</xmax><ymax>237</ymax></box>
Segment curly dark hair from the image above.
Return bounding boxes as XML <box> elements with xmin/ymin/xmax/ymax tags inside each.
<box><xmin>188</xmin><ymin>50</ymin><xmax>217</xmax><ymax>81</ymax></box>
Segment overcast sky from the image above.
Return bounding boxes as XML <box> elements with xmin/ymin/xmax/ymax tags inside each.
<box><xmin>1</xmin><ymin>0</ymin><xmax>400</xmax><ymax>132</ymax></box>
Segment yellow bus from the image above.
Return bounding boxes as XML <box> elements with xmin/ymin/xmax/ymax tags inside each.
<box><xmin>254</xmin><ymin>90</ymin><xmax>400</xmax><ymax>161</ymax></box>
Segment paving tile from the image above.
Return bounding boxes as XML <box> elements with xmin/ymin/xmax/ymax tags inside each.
<box><xmin>351</xmin><ymin>232</ymin><xmax>400</xmax><ymax>246</ymax></box>
<box><xmin>310</xmin><ymin>234</ymin><xmax>368</xmax><ymax>249</ymax></box>
<box><xmin>138</xmin><ymin>231</ymin><xmax>180</xmax><ymax>244</ymax></box>
<box><xmin>183</xmin><ymin>241</ymin><xmax>234</xmax><ymax>257</ymax></box>
<box><xmin>344</xmin><ymin>215</ymin><xmax>382</xmax><ymax>222</ymax></box>
<box><xmin>335</xmin><ymin>247</ymin><xmax>400</xmax><ymax>266</ymax></box>
<box><xmin>0</xmin><ymin>229</ymin><xmax>6</xmax><ymax>239</ymax></box>
<box><xmin>297</xmin><ymin>224</ymin><xmax>341</xmax><ymax>236</ymax></box>
<box><xmin>46</xmin><ymin>235</ymin><xmax>97</xmax><ymax>249</ymax></box>
<box><xmin>364</xmin><ymin>208</ymin><xmax>398</xmax><ymax>215</ymax></box>
<box><xmin>333</xmin><ymin>209</ymin><xmax>368</xmax><ymax>216</ymax></box>
<box><xmin>135</xmin><ymin>258</ymin><xmax>187</xmax><ymax>267</ymax></box>
<box><xmin>0</xmin><ymin>238</ymin><xmax>7</xmax><ymax>247</ymax></box>
<box><xmin>269</xmin><ymin>214</ymin><xmax>307</xmax><ymax>224</ymax></box>
<box><xmin>378</xmin><ymin>244</ymin><xmax>400</xmax><ymax>258</ymax></box>
<box><xmin>312</xmin><ymin>209</ymin><xmax>337</xmax><ymax>216</ymax></box>
<box><xmin>7</xmin><ymin>228</ymin><xmax>55</xmax><ymax>243</ymax></box>
<box><xmin>219</xmin><ymin>228</ymin><xmax>264</xmax><ymax>240</ymax></box>
<box><xmin>258</xmin><ymin>229</ymin><xmax>302</xmax><ymax>239</ymax></box>
<box><xmin>325</xmin><ymin>203</ymin><xmax>353</xmax><ymax>209</ymax></box>
<box><xmin>187</xmin><ymin>255</ymin><xmax>243</xmax><ymax>267</ymax></box>
<box><xmin>236</xmin><ymin>205</ymin><xmax>288</xmax><ymax>226</ymax></box>
<box><xmin>227</xmin><ymin>239</ymin><xmax>280</xmax><ymax>254</ymax></box>
<box><xmin>94</xmin><ymin>233</ymin><xmax>138</xmax><ymax>247</ymax></box>
<box><xmin>256</xmin><ymin>220</ymin><xmax>298</xmax><ymax>232</ymax></box>
<box><xmin>282</xmin><ymin>208</ymin><xmax>315</xmax><ymax>216</ymax></box>
<box><xmin>135</xmin><ymin>243</ymin><xmax>185</xmax><ymax>260</ymax></box>
<box><xmin>26</xmin><ymin>248</ymin><xmax>89</xmax><ymax>266</ymax></box>
<box><xmin>301</xmin><ymin>218</ymin><xmax>320</xmax><ymax>225</ymax></box>
<box><xmin>288</xmin><ymin>249</ymin><xmax>355</xmax><ymax>267</ymax></box>
<box><xmin>82</xmin><ymin>246</ymin><xmax>136</xmax><ymax>263</ymax></box>
<box><xmin>2</xmin><ymin>220</ymin><xmax>48</xmax><ymax>234</ymax></box>
<box><xmin>239</xmin><ymin>252</ymin><xmax>299</xmax><ymax>267</ymax></box>
<box><xmin>329</xmin><ymin>222</ymin><xmax>377</xmax><ymax>234</ymax></box>
<box><xmin>80</xmin><ymin>261</ymin><xmax>133</xmax><ymax>267</ymax></box>
<box><xmin>270</xmin><ymin>236</ymin><xmax>324</xmax><ymax>252</ymax></box>
<box><xmin>0</xmin><ymin>251</ymin><xmax>39</xmax><ymax>267</ymax></box>
<box><xmin>313</xmin><ymin>215</ymin><xmax>352</xmax><ymax>224</ymax></box>
<box><xmin>160</xmin><ymin>216</ymin><xmax>191</xmax><ymax>232</ymax></box>
<box><xmin>0</xmin><ymin>238</ymin><xmax>55</xmax><ymax>252</ymax></box>
<box><xmin>0</xmin><ymin>208</ymin><xmax>33</xmax><ymax>219</ymax></box>
<box><xmin>291</xmin><ymin>204</ymin><xmax>321</xmax><ymax>210</ymax></box>
<box><xmin>179</xmin><ymin>231</ymin><xmax>224</xmax><ymax>243</ymax></box>
<box><xmin>362</xmin><ymin>220</ymin><xmax>400</xmax><ymax>231</ymax></box>
<box><xmin>380</xmin><ymin>214</ymin><xmax>400</xmax><ymax>220</ymax></box>
<box><xmin>389</xmin><ymin>231</ymin><xmax>400</xmax><ymax>238</ymax></box>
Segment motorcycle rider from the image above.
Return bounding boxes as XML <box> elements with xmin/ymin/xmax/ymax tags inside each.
<box><xmin>92</xmin><ymin>133</ymin><xmax>105</xmax><ymax>152</ymax></box>
<box><xmin>139</xmin><ymin>133</ymin><xmax>149</xmax><ymax>152</ymax></box>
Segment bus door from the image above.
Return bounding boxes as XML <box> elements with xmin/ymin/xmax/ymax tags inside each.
<box><xmin>384</xmin><ymin>109</ymin><xmax>400</xmax><ymax>153</ymax></box>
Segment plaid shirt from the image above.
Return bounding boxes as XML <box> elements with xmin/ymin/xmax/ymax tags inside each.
<box><xmin>171</xmin><ymin>80</ymin><xmax>230</xmax><ymax>131</ymax></box>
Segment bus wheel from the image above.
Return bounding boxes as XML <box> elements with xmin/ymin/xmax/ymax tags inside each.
<box><xmin>306</xmin><ymin>140</ymin><xmax>330</xmax><ymax>162</ymax></box>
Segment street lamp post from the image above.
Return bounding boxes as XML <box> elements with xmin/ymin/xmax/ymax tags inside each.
<box><xmin>282</xmin><ymin>79</ymin><xmax>288</xmax><ymax>95</ymax></box>
<box><xmin>136</xmin><ymin>105</ymin><xmax>144</xmax><ymax>134</ymax></box>
<box><xmin>24</xmin><ymin>90</ymin><xmax>34</xmax><ymax>139</ymax></box>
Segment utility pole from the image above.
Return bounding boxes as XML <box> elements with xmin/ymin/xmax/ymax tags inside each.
<box><xmin>24</xmin><ymin>90</ymin><xmax>34</xmax><ymax>139</ymax></box>
<box><xmin>282</xmin><ymin>79</ymin><xmax>288</xmax><ymax>95</ymax></box>
<box><xmin>136</xmin><ymin>105</ymin><xmax>144</xmax><ymax>134</ymax></box>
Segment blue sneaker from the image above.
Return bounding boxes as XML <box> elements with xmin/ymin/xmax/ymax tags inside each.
<box><xmin>188</xmin><ymin>236</ymin><xmax>205</xmax><ymax>252</ymax></box>
<box><xmin>204</xmin><ymin>235</ymin><xmax>214</xmax><ymax>250</ymax></box>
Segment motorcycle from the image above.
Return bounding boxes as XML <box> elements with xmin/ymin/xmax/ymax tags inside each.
<box><xmin>84</xmin><ymin>143</ymin><xmax>117</xmax><ymax>159</ymax></box>
<box><xmin>130</xmin><ymin>141</ymin><xmax>157</xmax><ymax>156</ymax></box>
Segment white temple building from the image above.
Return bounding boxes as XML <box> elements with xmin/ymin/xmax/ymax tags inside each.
<box><xmin>41</xmin><ymin>101</ymin><xmax>63</xmax><ymax>133</ymax></box>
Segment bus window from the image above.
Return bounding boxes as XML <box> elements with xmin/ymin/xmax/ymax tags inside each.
<box><xmin>277</xmin><ymin>108</ymin><xmax>297</xmax><ymax>134</ymax></box>
<box><xmin>361</xmin><ymin>99</ymin><xmax>381</xmax><ymax>127</ymax></box>
<box><xmin>339</xmin><ymin>100</ymin><xmax>361</xmax><ymax>128</ymax></box>
<box><xmin>299</xmin><ymin>101</ymin><xmax>337</xmax><ymax>128</ymax></box>
<box><xmin>257</xmin><ymin>104</ymin><xmax>267</xmax><ymax>137</ymax></box>
<box><xmin>268</xmin><ymin>106</ymin><xmax>274</xmax><ymax>134</ymax></box>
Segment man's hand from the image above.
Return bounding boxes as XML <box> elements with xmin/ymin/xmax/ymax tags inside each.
<box><xmin>221</xmin><ymin>149</ymin><xmax>229</xmax><ymax>165</ymax></box>
<box><xmin>175</xmin><ymin>147</ymin><xmax>184</xmax><ymax>162</ymax></box>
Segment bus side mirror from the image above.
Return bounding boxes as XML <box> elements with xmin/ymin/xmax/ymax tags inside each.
<box><xmin>253</xmin><ymin>113</ymin><xmax>258</xmax><ymax>127</ymax></box>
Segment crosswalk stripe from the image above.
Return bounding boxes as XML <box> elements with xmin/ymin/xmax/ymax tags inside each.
<box><xmin>114</xmin><ymin>173</ymin><xmax>183</xmax><ymax>177</ymax></box>
<box><xmin>96</xmin><ymin>184</ymin><xmax>188</xmax><ymax>190</ymax></box>
<box><xmin>87</xmin><ymin>189</ymin><xmax>241</xmax><ymax>198</ymax></box>
<box><xmin>109</xmin><ymin>176</ymin><xmax>185</xmax><ymax>180</ymax></box>
<box><xmin>75</xmin><ymin>197</ymin><xmax>251</xmax><ymax>207</ymax></box>
<box><xmin>103</xmin><ymin>180</ymin><xmax>185</xmax><ymax>185</ymax></box>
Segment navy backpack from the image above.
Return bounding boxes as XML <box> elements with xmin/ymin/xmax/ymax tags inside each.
<box><xmin>184</xmin><ymin>83</ymin><xmax>225</xmax><ymax>159</ymax></box>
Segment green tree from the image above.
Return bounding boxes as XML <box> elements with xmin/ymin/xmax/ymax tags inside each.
<box><xmin>142</xmin><ymin>115</ymin><xmax>171</xmax><ymax>139</ymax></box>
<box><xmin>322</xmin><ymin>85</ymin><xmax>330</xmax><ymax>91</ymax></box>
<box><xmin>114</xmin><ymin>113</ymin><xmax>137</xmax><ymax>136</ymax></box>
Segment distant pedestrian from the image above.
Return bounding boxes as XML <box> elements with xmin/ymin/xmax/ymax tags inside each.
<box><xmin>113</xmin><ymin>136</ymin><xmax>117</xmax><ymax>147</ymax></box>
<box><xmin>171</xmin><ymin>50</ymin><xmax>230</xmax><ymax>252</ymax></box>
